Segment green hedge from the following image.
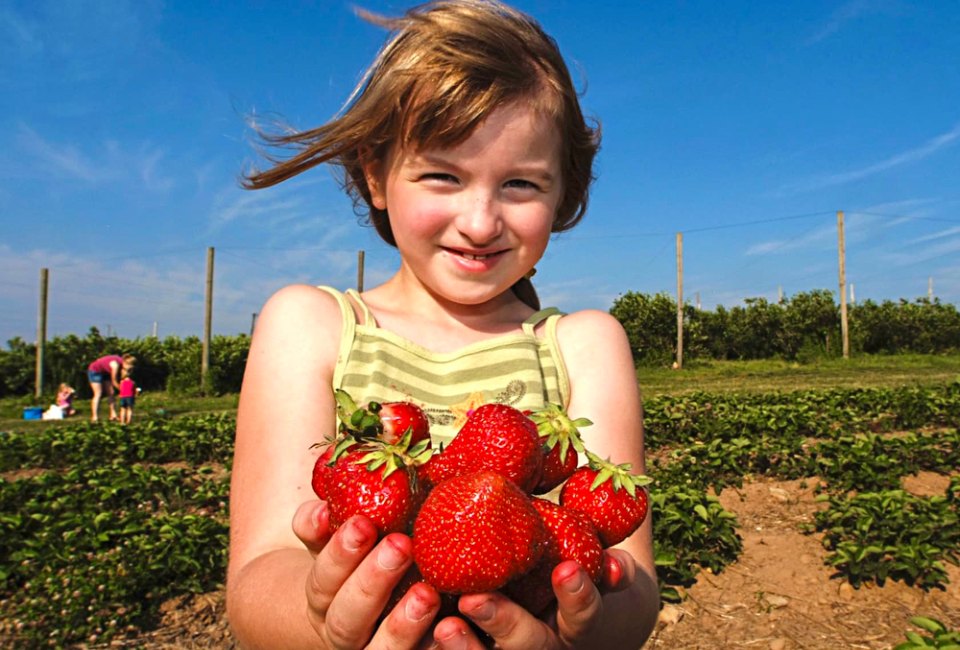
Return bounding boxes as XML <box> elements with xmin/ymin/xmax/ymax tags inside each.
<box><xmin>0</xmin><ymin>328</ymin><xmax>250</xmax><ymax>398</ymax></box>
<box><xmin>611</xmin><ymin>290</ymin><xmax>960</xmax><ymax>366</ymax></box>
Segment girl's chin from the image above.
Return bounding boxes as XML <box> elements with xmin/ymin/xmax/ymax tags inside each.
<box><xmin>429</xmin><ymin>278</ymin><xmax>512</xmax><ymax>305</ymax></box>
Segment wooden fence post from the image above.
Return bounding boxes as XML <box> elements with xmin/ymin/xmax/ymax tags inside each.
<box><xmin>201</xmin><ymin>247</ymin><xmax>214</xmax><ymax>393</ymax></box>
<box><xmin>35</xmin><ymin>268</ymin><xmax>49</xmax><ymax>398</ymax></box>
<box><xmin>676</xmin><ymin>232</ymin><xmax>684</xmax><ymax>370</ymax></box>
<box><xmin>837</xmin><ymin>211</ymin><xmax>849</xmax><ymax>359</ymax></box>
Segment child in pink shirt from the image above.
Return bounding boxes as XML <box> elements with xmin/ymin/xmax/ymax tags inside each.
<box><xmin>118</xmin><ymin>370</ymin><xmax>137</xmax><ymax>425</ymax></box>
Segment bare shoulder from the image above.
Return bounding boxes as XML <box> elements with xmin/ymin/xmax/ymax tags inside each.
<box><xmin>254</xmin><ymin>285</ymin><xmax>341</xmax><ymax>337</ymax></box>
<box><xmin>248</xmin><ymin>284</ymin><xmax>344</xmax><ymax>372</ymax></box>
<box><xmin>554</xmin><ymin>309</ymin><xmax>630</xmax><ymax>356</ymax></box>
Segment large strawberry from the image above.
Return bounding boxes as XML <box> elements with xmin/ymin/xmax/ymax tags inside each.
<box><xmin>502</xmin><ymin>498</ymin><xmax>603</xmax><ymax>615</ymax></box>
<box><xmin>412</xmin><ymin>470</ymin><xmax>546</xmax><ymax>593</ymax></box>
<box><xmin>559</xmin><ymin>452</ymin><xmax>652</xmax><ymax>547</ymax></box>
<box><xmin>326</xmin><ymin>433</ymin><xmax>432</xmax><ymax>536</ymax></box>
<box><xmin>423</xmin><ymin>403</ymin><xmax>543</xmax><ymax>492</ymax></box>
<box><xmin>529</xmin><ymin>403</ymin><xmax>591</xmax><ymax>494</ymax></box>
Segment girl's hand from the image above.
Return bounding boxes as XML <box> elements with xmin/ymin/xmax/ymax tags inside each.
<box><xmin>434</xmin><ymin>552</ymin><xmax>637</xmax><ymax>650</ymax></box>
<box><xmin>292</xmin><ymin>501</ymin><xmax>442</xmax><ymax>649</ymax></box>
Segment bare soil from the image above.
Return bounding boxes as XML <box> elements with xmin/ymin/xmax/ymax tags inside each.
<box><xmin>117</xmin><ymin>472</ymin><xmax>959</xmax><ymax>650</ymax></box>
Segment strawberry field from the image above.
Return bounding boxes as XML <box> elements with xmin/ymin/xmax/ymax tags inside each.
<box><xmin>2</xmin><ymin>382</ymin><xmax>959</xmax><ymax>648</ymax></box>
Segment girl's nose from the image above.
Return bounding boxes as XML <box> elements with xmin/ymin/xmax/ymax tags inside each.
<box><xmin>456</xmin><ymin>193</ymin><xmax>503</xmax><ymax>245</ymax></box>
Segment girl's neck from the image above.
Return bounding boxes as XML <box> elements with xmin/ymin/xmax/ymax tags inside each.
<box><xmin>360</xmin><ymin>273</ymin><xmax>534</xmax><ymax>352</ymax></box>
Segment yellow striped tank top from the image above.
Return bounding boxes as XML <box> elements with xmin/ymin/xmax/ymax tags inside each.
<box><xmin>320</xmin><ymin>286</ymin><xmax>570</xmax><ymax>448</ymax></box>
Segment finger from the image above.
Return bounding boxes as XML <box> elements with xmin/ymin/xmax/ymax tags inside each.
<box><xmin>292</xmin><ymin>499</ymin><xmax>331</xmax><ymax>555</ymax></box>
<box><xmin>458</xmin><ymin>592</ymin><xmax>554</xmax><ymax>650</ymax></box>
<box><xmin>324</xmin><ymin>532</ymin><xmax>416</xmax><ymax>647</ymax></box>
<box><xmin>599</xmin><ymin>549</ymin><xmax>636</xmax><ymax>592</ymax></box>
<box><xmin>552</xmin><ymin>561</ymin><xmax>603</xmax><ymax>643</ymax></box>
<box><xmin>370</xmin><ymin>581</ymin><xmax>441</xmax><ymax>650</ymax></box>
<box><xmin>432</xmin><ymin>615</ymin><xmax>491</xmax><ymax>650</ymax></box>
<box><xmin>306</xmin><ymin>515</ymin><xmax>379</xmax><ymax>622</ymax></box>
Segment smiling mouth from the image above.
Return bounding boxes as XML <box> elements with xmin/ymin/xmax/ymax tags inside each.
<box><xmin>447</xmin><ymin>248</ymin><xmax>504</xmax><ymax>261</ymax></box>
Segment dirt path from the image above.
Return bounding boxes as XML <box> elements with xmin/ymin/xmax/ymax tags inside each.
<box><xmin>650</xmin><ymin>474</ymin><xmax>960</xmax><ymax>649</ymax></box>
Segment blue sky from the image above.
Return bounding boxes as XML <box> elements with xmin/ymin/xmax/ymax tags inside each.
<box><xmin>2</xmin><ymin>0</ymin><xmax>959</xmax><ymax>343</ymax></box>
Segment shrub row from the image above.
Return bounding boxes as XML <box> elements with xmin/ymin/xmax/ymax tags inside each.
<box><xmin>611</xmin><ymin>290</ymin><xmax>960</xmax><ymax>365</ymax></box>
<box><xmin>0</xmin><ymin>328</ymin><xmax>250</xmax><ymax>398</ymax></box>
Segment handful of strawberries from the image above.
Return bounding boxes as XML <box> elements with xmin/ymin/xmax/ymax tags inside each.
<box><xmin>311</xmin><ymin>389</ymin><xmax>652</xmax><ymax>617</ymax></box>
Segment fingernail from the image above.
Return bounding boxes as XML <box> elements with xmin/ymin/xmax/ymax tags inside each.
<box><xmin>466</xmin><ymin>598</ymin><xmax>495</xmax><ymax>623</ymax></box>
<box><xmin>405</xmin><ymin>593</ymin><xmax>433</xmax><ymax>622</ymax></box>
<box><xmin>343</xmin><ymin>519</ymin><xmax>369</xmax><ymax>551</ymax></box>
<box><xmin>436</xmin><ymin>628</ymin><xmax>468</xmax><ymax>650</ymax></box>
<box><xmin>377</xmin><ymin>537</ymin><xmax>408</xmax><ymax>571</ymax></box>
<box><xmin>313</xmin><ymin>501</ymin><xmax>328</xmax><ymax>527</ymax></box>
<box><xmin>562</xmin><ymin>567</ymin><xmax>585</xmax><ymax>594</ymax></box>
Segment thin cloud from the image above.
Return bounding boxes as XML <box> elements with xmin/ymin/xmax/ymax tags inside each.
<box><xmin>806</xmin><ymin>0</ymin><xmax>888</xmax><ymax>45</ymax></box>
<box><xmin>745</xmin><ymin>222</ymin><xmax>836</xmax><ymax>256</ymax></box>
<box><xmin>782</xmin><ymin>122</ymin><xmax>960</xmax><ymax>194</ymax></box>
<box><xmin>905</xmin><ymin>225</ymin><xmax>960</xmax><ymax>246</ymax></box>
<box><xmin>0</xmin><ymin>6</ymin><xmax>43</xmax><ymax>56</ymax></box>
<box><xmin>14</xmin><ymin>124</ymin><xmax>176</xmax><ymax>191</ymax></box>
<box><xmin>16</xmin><ymin>124</ymin><xmax>104</xmax><ymax>182</ymax></box>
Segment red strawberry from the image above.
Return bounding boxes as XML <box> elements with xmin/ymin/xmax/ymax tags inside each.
<box><xmin>376</xmin><ymin>401</ymin><xmax>431</xmax><ymax>445</ymax></box>
<box><xmin>326</xmin><ymin>434</ymin><xmax>432</xmax><ymax>536</ymax></box>
<box><xmin>412</xmin><ymin>470</ymin><xmax>546</xmax><ymax>594</ymax></box>
<box><xmin>502</xmin><ymin>498</ymin><xmax>603</xmax><ymax>615</ymax></box>
<box><xmin>334</xmin><ymin>389</ymin><xmax>432</xmax><ymax>446</ymax></box>
<box><xmin>530</xmin><ymin>403</ymin><xmax>591</xmax><ymax>494</ymax></box>
<box><xmin>423</xmin><ymin>403</ymin><xmax>543</xmax><ymax>492</ymax></box>
<box><xmin>559</xmin><ymin>453</ymin><xmax>652</xmax><ymax>547</ymax></box>
<box><xmin>311</xmin><ymin>444</ymin><xmax>336</xmax><ymax>501</ymax></box>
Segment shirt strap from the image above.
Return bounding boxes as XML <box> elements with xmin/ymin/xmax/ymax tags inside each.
<box><xmin>315</xmin><ymin>286</ymin><xmax>357</xmax><ymax>391</ymax></box>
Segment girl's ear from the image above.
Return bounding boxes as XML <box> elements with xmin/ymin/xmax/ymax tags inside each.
<box><xmin>362</xmin><ymin>155</ymin><xmax>387</xmax><ymax>211</ymax></box>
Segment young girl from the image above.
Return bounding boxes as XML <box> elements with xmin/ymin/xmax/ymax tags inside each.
<box><xmin>118</xmin><ymin>369</ymin><xmax>137</xmax><ymax>425</ymax></box>
<box><xmin>56</xmin><ymin>383</ymin><xmax>76</xmax><ymax>417</ymax></box>
<box><xmin>227</xmin><ymin>2</ymin><xmax>659</xmax><ymax>648</ymax></box>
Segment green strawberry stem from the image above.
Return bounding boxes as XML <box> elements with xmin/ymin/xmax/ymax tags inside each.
<box><xmin>530</xmin><ymin>403</ymin><xmax>591</xmax><ymax>463</ymax></box>
<box><xmin>334</xmin><ymin>388</ymin><xmax>384</xmax><ymax>440</ymax></box>
<box><xmin>583</xmin><ymin>450</ymin><xmax>654</xmax><ymax>497</ymax></box>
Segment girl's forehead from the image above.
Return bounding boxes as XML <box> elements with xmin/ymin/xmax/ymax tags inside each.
<box><xmin>402</xmin><ymin>98</ymin><xmax>560</xmax><ymax>153</ymax></box>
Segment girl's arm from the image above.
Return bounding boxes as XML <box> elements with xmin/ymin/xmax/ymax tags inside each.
<box><xmin>441</xmin><ymin>309</ymin><xmax>658</xmax><ymax>649</ymax></box>
<box><xmin>226</xmin><ymin>285</ymin><xmax>440</xmax><ymax>649</ymax></box>
<box><xmin>555</xmin><ymin>309</ymin><xmax>659</xmax><ymax>646</ymax></box>
<box><xmin>110</xmin><ymin>361</ymin><xmax>122</xmax><ymax>390</ymax></box>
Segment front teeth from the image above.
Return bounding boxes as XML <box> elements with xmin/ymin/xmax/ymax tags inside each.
<box><xmin>461</xmin><ymin>252</ymin><xmax>490</xmax><ymax>261</ymax></box>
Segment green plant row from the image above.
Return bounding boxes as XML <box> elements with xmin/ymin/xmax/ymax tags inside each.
<box><xmin>812</xmin><ymin>479</ymin><xmax>960</xmax><ymax>590</ymax></box>
<box><xmin>2</xmin><ymin>385</ymin><xmax>959</xmax><ymax>644</ymax></box>
<box><xmin>650</xmin><ymin>482</ymin><xmax>742</xmax><ymax>603</ymax></box>
<box><xmin>643</xmin><ymin>382</ymin><xmax>960</xmax><ymax>449</ymax></box>
<box><xmin>0</xmin><ymin>461</ymin><xmax>229</xmax><ymax>646</ymax></box>
<box><xmin>0</xmin><ymin>413</ymin><xmax>236</xmax><ymax>472</ymax></box>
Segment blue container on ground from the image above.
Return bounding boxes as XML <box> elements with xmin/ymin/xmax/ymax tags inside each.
<box><xmin>23</xmin><ymin>407</ymin><xmax>43</xmax><ymax>420</ymax></box>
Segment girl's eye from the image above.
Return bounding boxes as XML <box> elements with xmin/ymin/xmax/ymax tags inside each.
<box><xmin>421</xmin><ymin>172</ymin><xmax>458</xmax><ymax>183</ymax></box>
<box><xmin>504</xmin><ymin>179</ymin><xmax>539</xmax><ymax>191</ymax></box>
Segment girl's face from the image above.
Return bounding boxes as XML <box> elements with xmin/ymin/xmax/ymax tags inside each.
<box><xmin>366</xmin><ymin>101</ymin><xmax>562</xmax><ymax>307</ymax></box>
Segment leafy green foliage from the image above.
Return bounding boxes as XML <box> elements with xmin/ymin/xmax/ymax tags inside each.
<box><xmin>651</xmin><ymin>483</ymin><xmax>742</xmax><ymax>602</ymax></box>
<box><xmin>0</xmin><ymin>328</ymin><xmax>251</xmax><ymax>398</ymax></box>
<box><xmin>2</xmin><ymin>377</ymin><xmax>959</xmax><ymax>642</ymax></box>
<box><xmin>610</xmin><ymin>291</ymin><xmax>960</xmax><ymax>366</ymax></box>
<box><xmin>0</xmin><ymin>415</ymin><xmax>234</xmax><ymax>646</ymax></box>
<box><xmin>812</xmin><ymin>489</ymin><xmax>960</xmax><ymax>590</ymax></box>
<box><xmin>894</xmin><ymin>616</ymin><xmax>960</xmax><ymax>649</ymax></box>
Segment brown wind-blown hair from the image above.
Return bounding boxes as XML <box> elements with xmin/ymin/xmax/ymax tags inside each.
<box><xmin>243</xmin><ymin>0</ymin><xmax>601</xmax><ymax>308</ymax></box>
